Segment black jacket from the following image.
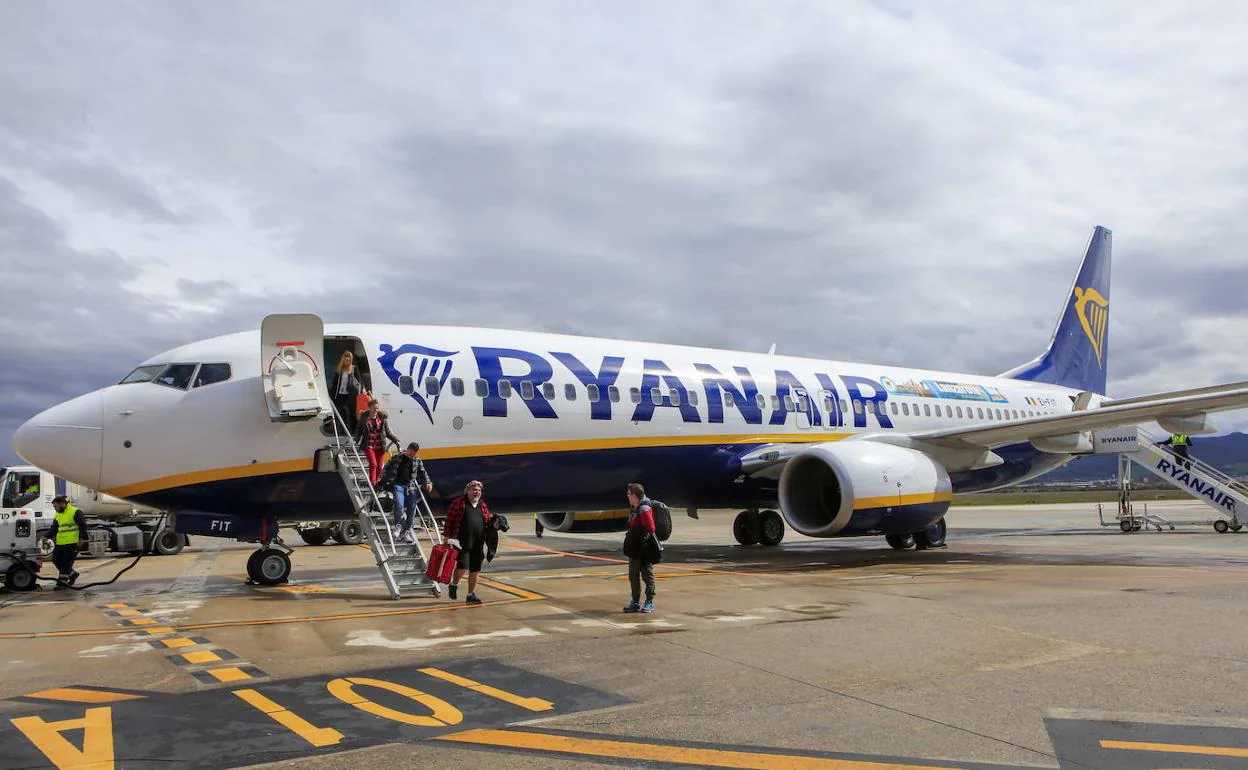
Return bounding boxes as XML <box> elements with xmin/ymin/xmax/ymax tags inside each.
<box><xmin>377</xmin><ymin>453</ymin><xmax>431</xmax><ymax>492</ymax></box>
<box><xmin>485</xmin><ymin>514</ymin><xmax>510</xmax><ymax>562</ymax></box>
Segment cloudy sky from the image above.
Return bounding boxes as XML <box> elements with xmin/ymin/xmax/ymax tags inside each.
<box><xmin>2</xmin><ymin>1</ymin><xmax>1247</xmax><ymax>465</ymax></box>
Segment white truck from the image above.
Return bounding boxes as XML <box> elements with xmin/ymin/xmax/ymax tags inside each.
<box><xmin>0</xmin><ymin>464</ymin><xmax>187</xmax><ymax>560</ymax></box>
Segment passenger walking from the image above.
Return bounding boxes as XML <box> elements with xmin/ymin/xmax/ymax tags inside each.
<box><xmin>622</xmin><ymin>482</ymin><xmax>657</xmax><ymax>613</ymax></box>
<box><xmin>47</xmin><ymin>495</ymin><xmax>85</xmax><ymax>589</ymax></box>
<box><xmin>330</xmin><ymin>350</ymin><xmax>367</xmax><ymax>436</ymax></box>
<box><xmin>355</xmin><ymin>399</ymin><xmax>399</xmax><ymax>485</ymax></box>
<box><xmin>443</xmin><ymin>480</ymin><xmax>492</xmax><ymax>605</ymax></box>
<box><xmin>378</xmin><ymin>443</ymin><xmax>433</xmax><ymax>543</ymax></box>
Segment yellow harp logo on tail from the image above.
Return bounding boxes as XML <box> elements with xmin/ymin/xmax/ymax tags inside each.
<box><xmin>1072</xmin><ymin>286</ymin><xmax>1109</xmax><ymax>368</ymax></box>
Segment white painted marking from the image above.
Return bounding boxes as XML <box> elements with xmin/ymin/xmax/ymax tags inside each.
<box><xmin>344</xmin><ymin>627</ymin><xmax>543</xmax><ymax>650</ymax></box>
<box><xmin>710</xmin><ymin>614</ymin><xmax>765</xmax><ymax>623</ymax></box>
<box><xmin>79</xmin><ymin>642</ymin><xmax>154</xmax><ymax>658</ymax></box>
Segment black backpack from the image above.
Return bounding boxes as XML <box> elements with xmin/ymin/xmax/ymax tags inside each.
<box><xmin>650</xmin><ymin>499</ymin><xmax>673</xmax><ymax>541</ymax></box>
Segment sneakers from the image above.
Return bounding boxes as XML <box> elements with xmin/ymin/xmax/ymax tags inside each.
<box><xmin>401</xmin><ymin>529</ymin><xmax>415</xmax><ymax>544</ymax></box>
<box><xmin>466</xmin><ymin>593</ymin><xmax>483</xmax><ymax>605</ymax></box>
<box><xmin>623</xmin><ymin>601</ymin><xmax>641</xmax><ymax>613</ymax></box>
<box><xmin>641</xmin><ymin>600</ymin><xmax>654</xmax><ymax>613</ymax></box>
<box><xmin>448</xmin><ymin>584</ymin><xmax>457</xmax><ymax>600</ymax></box>
<box><xmin>391</xmin><ymin>525</ymin><xmax>402</xmax><ymax>540</ymax></box>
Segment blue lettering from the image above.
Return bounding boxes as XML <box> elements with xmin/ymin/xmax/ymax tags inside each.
<box><xmin>841</xmin><ymin>375</ymin><xmax>893</xmax><ymax>429</ymax></box>
<box><xmin>472</xmin><ymin>347</ymin><xmax>557</xmax><ymax>419</ymax></box>
<box><xmin>814</xmin><ymin>373</ymin><xmax>843</xmax><ymax>428</ymax></box>
<box><xmin>771</xmin><ymin>370</ymin><xmax>821</xmax><ymax>427</ymax></box>
<box><xmin>1157</xmin><ymin>459</ymin><xmax>1171</xmax><ymax>473</ymax></box>
<box><xmin>1204</xmin><ymin>484</ymin><xmax>1217</xmax><ymax>501</ymax></box>
<box><xmin>551</xmin><ymin>352</ymin><xmax>624</xmax><ymax>421</ymax></box>
<box><xmin>695</xmin><ymin>364</ymin><xmax>763</xmax><ymax>425</ymax></box>
<box><xmin>632</xmin><ymin>359</ymin><xmax>701</xmax><ymax>423</ymax></box>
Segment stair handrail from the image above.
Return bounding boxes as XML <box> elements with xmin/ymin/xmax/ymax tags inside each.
<box><xmin>326</xmin><ymin>404</ymin><xmax>399</xmax><ymax>554</ymax></box>
<box><xmin>1137</xmin><ymin>427</ymin><xmax>1248</xmax><ymax>496</ymax></box>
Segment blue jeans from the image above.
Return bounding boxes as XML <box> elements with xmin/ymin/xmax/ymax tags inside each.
<box><xmin>392</xmin><ymin>485</ymin><xmax>417</xmax><ymax>531</ymax></box>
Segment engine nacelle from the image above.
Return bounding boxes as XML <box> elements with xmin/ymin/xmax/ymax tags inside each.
<box><xmin>536</xmin><ymin>509</ymin><xmax>631</xmax><ymax>533</ymax></box>
<box><xmin>778</xmin><ymin>441</ymin><xmax>952</xmax><ymax>537</ymax></box>
<box><xmin>1157</xmin><ymin>413</ymin><xmax>1217</xmax><ymax>436</ymax></box>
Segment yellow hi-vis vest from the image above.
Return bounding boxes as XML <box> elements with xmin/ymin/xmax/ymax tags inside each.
<box><xmin>1173</xmin><ymin>434</ymin><xmax>1190</xmax><ymax>446</ymax></box>
<box><xmin>54</xmin><ymin>505</ymin><xmax>81</xmax><ymax>546</ymax></box>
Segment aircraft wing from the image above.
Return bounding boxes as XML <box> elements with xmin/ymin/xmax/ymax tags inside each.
<box><xmin>909</xmin><ymin>380</ymin><xmax>1248</xmax><ymax>450</ymax></box>
<box><xmin>737</xmin><ymin>380</ymin><xmax>1248</xmax><ymax>478</ymax></box>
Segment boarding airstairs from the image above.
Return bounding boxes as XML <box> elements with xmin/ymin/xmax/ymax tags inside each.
<box><xmin>1122</xmin><ymin>428</ymin><xmax>1248</xmax><ymax>533</ymax></box>
<box><xmin>326</xmin><ymin>411</ymin><xmax>444</xmax><ymax>599</ymax></box>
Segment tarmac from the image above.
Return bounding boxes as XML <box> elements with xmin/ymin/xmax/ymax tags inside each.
<box><xmin>3</xmin><ymin>499</ymin><xmax>1248</xmax><ymax>769</ymax></box>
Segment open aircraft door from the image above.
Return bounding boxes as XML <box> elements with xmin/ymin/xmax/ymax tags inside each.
<box><xmin>261</xmin><ymin>314</ymin><xmax>330</xmax><ymax>421</ymax></box>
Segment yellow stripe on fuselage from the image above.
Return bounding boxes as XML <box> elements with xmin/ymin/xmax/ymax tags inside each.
<box><xmin>102</xmin><ymin>432</ymin><xmax>851</xmax><ymax>498</ymax></box>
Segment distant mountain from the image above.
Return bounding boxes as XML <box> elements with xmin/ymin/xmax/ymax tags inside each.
<box><xmin>1035</xmin><ymin>432</ymin><xmax>1248</xmax><ymax>483</ymax></box>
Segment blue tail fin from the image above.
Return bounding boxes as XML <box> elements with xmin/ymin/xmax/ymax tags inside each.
<box><xmin>1001</xmin><ymin>226</ymin><xmax>1112</xmax><ymax>394</ymax></box>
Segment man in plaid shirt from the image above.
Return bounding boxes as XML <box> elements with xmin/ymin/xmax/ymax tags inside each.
<box><xmin>442</xmin><ymin>480</ymin><xmax>492</xmax><ymax>604</ymax></box>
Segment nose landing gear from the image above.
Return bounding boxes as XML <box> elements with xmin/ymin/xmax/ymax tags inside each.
<box><xmin>246</xmin><ymin>542</ymin><xmax>293</xmax><ymax>585</ymax></box>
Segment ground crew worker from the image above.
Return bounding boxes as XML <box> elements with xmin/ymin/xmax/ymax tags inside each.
<box><xmin>1161</xmin><ymin>433</ymin><xmax>1193</xmax><ymax>470</ymax></box>
<box><xmin>47</xmin><ymin>495</ymin><xmax>85</xmax><ymax>588</ymax></box>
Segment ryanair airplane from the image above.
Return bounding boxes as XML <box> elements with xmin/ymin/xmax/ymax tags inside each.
<box><xmin>13</xmin><ymin>226</ymin><xmax>1248</xmax><ymax>582</ymax></box>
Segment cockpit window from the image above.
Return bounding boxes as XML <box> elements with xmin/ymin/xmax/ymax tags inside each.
<box><xmin>154</xmin><ymin>364</ymin><xmax>198</xmax><ymax>390</ymax></box>
<box><xmin>120</xmin><ymin>365</ymin><xmax>167</xmax><ymax>384</ymax></box>
<box><xmin>193</xmin><ymin>363</ymin><xmax>232</xmax><ymax>388</ymax></box>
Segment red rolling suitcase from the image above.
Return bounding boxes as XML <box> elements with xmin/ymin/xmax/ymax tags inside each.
<box><xmin>425</xmin><ymin>543</ymin><xmax>459</xmax><ymax>584</ymax></box>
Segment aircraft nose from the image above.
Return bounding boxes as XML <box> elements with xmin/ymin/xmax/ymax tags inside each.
<box><xmin>12</xmin><ymin>390</ymin><xmax>104</xmax><ymax>489</ymax></box>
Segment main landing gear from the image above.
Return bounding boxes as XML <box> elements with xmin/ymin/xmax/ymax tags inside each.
<box><xmin>733</xmin><ymin>509</ymin><xmax>785</xmax><ymax>546</ymax></box>
<box><xmin>246</xmin><ymin>541</ymin><xmax>293</xmax><ymax>586</ymax></box>
<box><xmin>886</xmin><ymin>518</ymin><xmax>948</xmax><ymax>551</ymax></box>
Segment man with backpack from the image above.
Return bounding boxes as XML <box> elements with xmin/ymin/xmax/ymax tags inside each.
<box><xmin>378</xmin><ymin>442</ymin><xmax>433</xmax><ymax>543</ymax></box>
<box><xmin>621</xmin><ymin>482</ymin><xmax>658</xmax><ymax>613</ymax></box>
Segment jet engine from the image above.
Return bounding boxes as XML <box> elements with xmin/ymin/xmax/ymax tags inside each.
<box><xmin>777</xmin><ymin>441</ymin><xmax>952</xmax><ymax>537</ymax></box>
<box><xmin>535</xmin><ymin>509</ymin><xmax>631</xmax><ymax>533</ymax></box>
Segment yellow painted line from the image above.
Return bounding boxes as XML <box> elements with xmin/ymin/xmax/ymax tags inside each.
<box><xmin>853</xmin><ymin>491</ymin><xmax>953</xmax><ymax>510</ymax></box>
<box><xmin>437</xmin><ymin>729</ymin><xmax>956</xmax><ymax>769</ymax></box>
<box><xmin>101</xmin><ymin>433</ymin><xmax>850</xmax><ymax>495</ymax></box>
<box><xmin>179</xmin><ymin>650</ymin><xmax>222</xmax><ymax>665</ymax></box>
<box><xmin>161</xmin><ymin>637</ymin><xmax>197</xmax><ymax>649</ymax></box>
<box><xmin>11</xmin><ymin>706</ymin><xmax>116</xmax><ymax>769</ymax></box>
<box><xmin>477</xmin><ymin>576</ymin><xmax>546</xmax><ymax>601</ymax></box>
<box><xmin>419</xmin><ymin>667</ymin><xmax>554</xmax><ymax>712</ymax></box>
<box><xmin>127</xmin><ymin>617</ymin><xmax>158</xmax><ymax>626</ymax></box>
<box><xmin>24</xmin><ymin>687</ymin><xmax>145</xmax><ymax>704</ymax></box>
<box><xmin>233</xmin><ymin>688</ymin><xmax>343</xmax><ymax>747</ymax></box>
<box><xmin>208</xmin><ymin>667</ymin><xmax>253</xmax><ymax>683</ymax></box>
<box><xmin>143</xmin><ymin>626</ymin><xmax>174</xmax><ymax>635</ymax></box>
<box><xmin>1100</xmin><ymin>739</ymin><xmax>1248</xmax><ymax>758</ymax></box>
<box><xmin>104</xmin><ymin>603</ymin><xmax>129</xmax><ymax>609</ymax></box>
<box><xmin>116</xmin><ymin>609</ymin><xmax>141</xmax><ymax>617</ymax></box>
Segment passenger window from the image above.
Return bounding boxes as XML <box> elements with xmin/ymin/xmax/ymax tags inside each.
<box><xmin>795</xmin><ymin>397</ymin><xmax>807</xmax><ymax>412</ymax></box>
<box><xmin>521</xmin><ymin>381</ymin><xmax>535</xmax><ymax>400</ymax></box>
<box><xmin>565</xmin><ymin>383</ymin><xmax>578</xmax><ymax>401</ymax></box>
<box><xmin>543</xmin><ymin>382</ymin><xmax>556</xmax><ymax>400</ymax></box>
<box><xmin>977</xmin><ymin>407</ymin><xmax>984</xmax><ymax>419</ymax></box>
<box><xmin>771</xmin><ymin>395</ymin><xmax>780</xmax><ymax>410</ymax></box>
<box><xmin>193</xmin><ymin>363</ymin><xmax>232</xmax><ymax>388</ymax></box>
<box><xmin>450</xmin><ymin>378</ymin><xmax>465</xmax><ymax>396</ymax></box>
<box><xmin>630</xmin><ymin>387</ymin><xmax>641</xmax><ymax>403</ymax></box>
<box><xmin>756</xmin><ymin>394</ymin><xmax>767</xmax><ymax>410</ymax></box>
<box><xmin>839</xmin><ymin>400</ymin><xmax>847</xmax><ymax>413</ymax></box>
<box><xmin>155</xmin><ymin>363</ymin><xmax>197</xmax><ymax>390</ymax></box>
<box><xmin>669</xmin><ymin>389</ymin><xmax>681</xmax><ymax>405</ymax></box>
<box><xmin>823</xmin><ymin>396</ymin><xmax>833</xmax><ymax>412</ymax></box>
<box><xmin>722</xmin><ymin>391</ymin><xmax>732</xmax><ymax>406</ymax></box>
<box><xmin>475</xmin><ymin>379</ymin><xmax>488</xmax><ymax>397</ymax></box>
<box><xmin>853</xmin><ymin>400</ymin><xmax>863</xmax><ymax>415</ymax></box>
<box><xmin>688</xmin><ymin>390</ymin><xmax>698</xmax><ymax>406</ymax></box>
<box><xmin>956</xmin><ymin>406</ymin><xmax>964</xmax><ymax>418</ymax></box>
<box><xmin>923</xmin><ymin>404</ymin><xmax>931</xmax><ymax>417</ymax></box>
<box><xmin>609</xmin><ymin>386</ymin><xmax>621</xmax><ymax>403</ymax></box>
<box><xmin>783</xmin><ymin>395</ymin><xmax>794</xmax><ymax>411</ymax></box>
<box><xmin>650</xmin><ymin>388</ymin><xmax>662</xmax><ymax>404</ymax></box>
<box><xmin>425</xmin><ymin>376</ymin><xmax>441</xmax><ymax>395</ymax></box>
<box><xmin>587</xmin><ymin>384</ymin><xmax>600</xmax><ymax>402</ymax></box>
<box><xmin>498</xmin><ymin>380</ymin><xmax>512</xmax><ymax>398</ymax></box>
<box><xmin>900</xmin><ymin>403</ymin><xmax>909</xmax><ymax>416</ymax></box>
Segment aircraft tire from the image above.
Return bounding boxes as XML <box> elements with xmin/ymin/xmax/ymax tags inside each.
<box><xmin>300</xmin><ymin>529</ymin><xmax>330</xmax><ymax>546</ymax></box>
<box><xmin>152</xmin><ymin>528</ymin><xmax>186</xmax><ymax>555</ymax></box>
<box><xmin>733</xmin><ymin>511</ymin><xmax>759</xmax><ymax>546</ymax></box>
<box><xmin>885</xmin><ymin>534</ymin><xmax>914</xmax><ymax>550</ymax></box>
<box><xmin>914</xmin><ymin>518</ymin><xmax>947</xmax><ymax>550</ymax></box>
<box><xmin>758</xmin><ymin>510</ymin><xmax>785</xmax><ymax>546</ymax></box>
<box><xmin>4</xmin><ymin>564</ymin><xmax>37</xmax><ymax>592</ymax></box>
<box><xmin>333</xmin><ymin>521</ymin><xmax>365</xmax><ymax>545</ymax></box>
<box><xmin>1214</xmin><ymin>520</ymin><xmax>1230</xmax><ymax>534</ymax></box>
<box><xmin>252</xmin><ymin>549</ymin><xmax>291</xmax><ymax>585</ymax></box>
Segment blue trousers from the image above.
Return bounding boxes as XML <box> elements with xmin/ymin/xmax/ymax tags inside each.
<box><xmin>392</xmin><ymin>485</ymin><xmax>418</xmax><ymax>531</ymax></box>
